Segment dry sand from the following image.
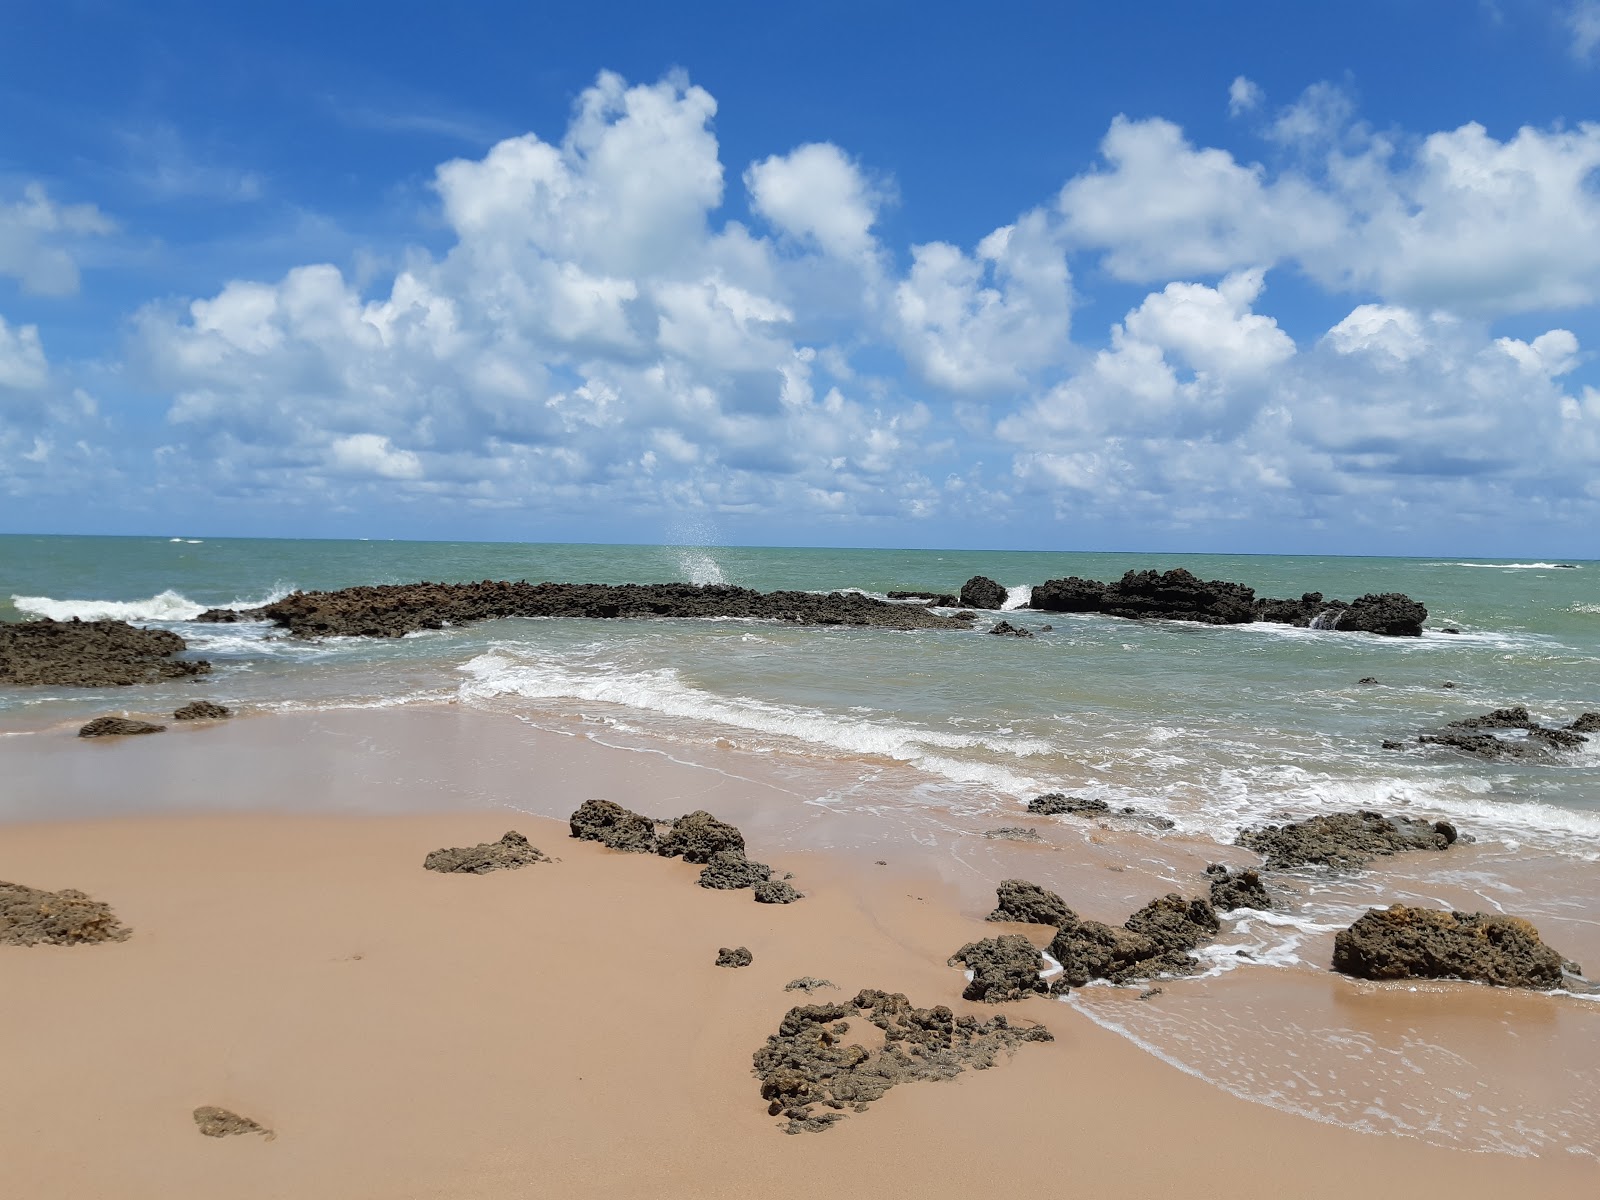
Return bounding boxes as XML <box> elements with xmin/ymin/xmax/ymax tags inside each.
<box><xmin>2</xmin><ymin>711</ymin><xmax>1596</xmax><ymax>1198</ymax></box>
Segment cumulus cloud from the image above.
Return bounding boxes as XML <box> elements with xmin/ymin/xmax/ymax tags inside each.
<box><xmin>1228</xmin><ymin>76</ymin><xmax>1263</xmax><ymax>117</ymax></box>
<box><xmin>1568</xmin><ymin>1</ymin><xmax>1600</xmax><ymax>60</ymax></box>
<box><xmin>0</xmin><ymin>183</ymin><xmax>116</xmax><ymax>296</ymax></box>
<box><xmin>745</xmin><ymin>142</ymin><xmax>884</xmax><ymax>262</ymax></box>
<box><xmin>0</xmin><ymin>313</ymin><xmax>103</xmax><ymax>496</ymax></box>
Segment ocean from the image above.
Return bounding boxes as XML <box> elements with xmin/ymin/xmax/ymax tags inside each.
<box><xmin>4</xmin><ymin>533</ymin><xmax>1599</xmax><ymax>1156</ymax></box>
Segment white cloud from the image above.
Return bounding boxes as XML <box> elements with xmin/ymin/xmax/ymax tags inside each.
<box><xmin>893</xmin><ymin>208</ymin><xmax>1073</xmax><ymax>393</ymax></box>
<box><xmin>1228</xmin><ymin>76</ymin><xmax>1263</xmax><ymax>117</ymax></box>
<box><xmin>746</xmin><ymin>142</ymin><xmax>884</xmax><ymax>261</ymax></box>
<box><xmin>0</xmin><ymin>315</ymin><xmax>50</xmax><ymax>391</ymax></box>
<box><xmin>0</xmin><ymin>183</ymin><xmax>115</xmax><ymax>296</ymax></box>
<box><xmin>328</xmin><ymin>433</ymin><xmax>423</xmax><ymax>479</ymax></box>
<box><xmin>1568</xmin><ymin>1</ymin><xmax>1600</xmax><ymax>60</ymax></box>
<box><xmin>0</xmin><ymin>314</ymin><xmax>103</xmax><ymax>497</ymax></box>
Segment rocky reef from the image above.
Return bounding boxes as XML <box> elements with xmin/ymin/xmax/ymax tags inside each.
<box><xmin>173</xmin><ymin>700</ymin><xmax>231</xmax><ymax>720</ymax></box>
<box><xmin>1206</xmin><ymin>865</ymin><xmax>1274</xmax><ymax>912</ymax></box>
<box><xmin>1</xmin><ymin>880</ymin><xmax>131</xmax><ymax>946</ymax></box>
<box><xmin>1</xmin><ymin>618</ymin><xmax>211</xmax><ymax>687</ymax></box>
<box><xmin>958</xmin><ymin>576</ymin><xmax>1008</xmax><ymax>609</ymax></box>
<box><xmin>1332</xmin><ymin>905</ymin><xmax>1581</xmax><ymax>990</ymax></box>
<box><xmin>568</xmin><ymin>802</ymin><xmax>801</xmax><ymax>903</ymax></box>
<box><xmin>948</xmin><ymin>934</ymin><xmax>1050</xmax><ymax>1002</ymax></box>
<box><xmin>1047</xmin><ymin>893</ymin><xmax>1220</xmax><ymax>989</ymax></box>
<box><xmin>1025</xmin><ymin>568</ymin><xmax>1428</xmax><ymax>636</ymax></box>
<box><xmin>986</xmin><ymin>879</ymin><xmax>1077</xmax><ymax>927</ymax></box>
<box><xmin>201</xmin><ymin>581</ymin><xmax>974</xmax><ymax>639</ymax></box>
<box><xmin>568</xmin><ymin>799</ymin><xmax>659</xmax><ymax>853</ymax></box>
<box><xmin>1411</xmin><ymin>705</ymin><xmax>1592</xmax><ymax>761</ymax></box>
<box><xmin>657</xmin><ymin>810</ymin><xmax>746</xmax><ymax>864</ymax></box>
<box><xmin>1237</xmin><ymin>810</ymin><xmax>1457</xmax><ymax>870</ymax></box>
<box><xmin>78</xmin><ymin>716</ymin><xmax>166</xmax><ymax>738</ymax></box>
<box><xmin>423</xmin><ymin>831</ymin><xmax>549</xmax><ymax>874</ymax></box>
<box><xmin>1026</xmin><ymin>792</ymin><xmax>1110</xmax><ymax>817</ymax></box>
<box><xmin>752</xmin><ymin>988</ymin><xmax>1051</xmax><ymax>1133</ymax></box>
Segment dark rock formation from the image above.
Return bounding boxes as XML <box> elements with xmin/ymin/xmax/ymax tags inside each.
<box><xmin>0</xmin><ymin>618</ymin><xmax>212</xmax><ymax>688</ymax></box>
<box><xmin>752</xmin><ymin>988</ymin><xmax>1052</xmax><ymax>1133</ymax></box>
<box><xmin>697</xmin><ymin>850</ymin><xmax>772</xmax><ymax>890</ymax></box>
<box><xmin>1381</xmin><ymin>740</ymin><xmax>1405</xmax><ymax>750</ymax></box>
<box><xmin>948</xmin><ymin>934</ymin><xmax>1049</xmax><ymax>1002</ymax></box>
<box><xmin>423</xmin><ymin>831</ymin><xmax>548</xmax><ymax>874</ymax></box>
<box><xmin>1357</xmin><ymin>677</ymin><xmax>1380</xmax><ymax>685</ymax></box>
<box><xmin>193</xmin><ymin>1106</ymin><xmax>272</xmax><ymax>1139</ymax></box>
<box><xmin>1332</xmin><ymin>906</ymin><xmax>1573</xmax><ymax>989</ymax></box>
<box><xmin>887</xmin><ymin>590</ymin><xmax>958</xmax><ymax>606</ymax></box>
<box><xmin>988</xmin><ymin>620</ymin><xmax>1033</xmax><ymax>638</ymax></box>
<box><xmin>1031</xmin><ymin>568</ymin><xmax>1256</xmax><ymax>625</ymax></box>
<box><xmin>987</xmin><ymin>879</ymin><xmax>1077</xmax><ymax>927</ymax></box>
<box><xmin>1418</xmin><ymin>731</ymin><xmax>1538</xmax><ymax>760</ymax></box>
<box><xmin>959</xmin><ymin>576</ymin><xmax>1008</xmax><ymax>610</ymax></box>
<box><xmin>1570</xmin><ymin>712</ymin><xmax>1600</xmax><ymax>733</ymax></box>
<box><xmin>1253</xmin><ymin>592</ymin><xmax>1347</xmax><ymax>628</ymax></box>
<box><xmin>1529</xmin><ymin>725</ymin><xmax>1588</xmax><ymax>750</ymax></box>
<box><xmin>658</xmin><ymin>810</ymin><xmax>746</xmax><ymax>864</ymax></box>
<box><xmin>1237</xmin><ymin>810</ymin><xmax>1456</xmax><ymax>870</ymax></box>
<box><xmin>1334</xmin><ymin>593</ymin><xmax>1428</xmax><ymax>637</ymax></box>
<box><xmin>1450</xmin><ymin>705</ymin><xmax>1534</xmax><ymax>729</ymax></box>
<box><xmin>173</xmin><ymin>700</ymin><xmax>231</xmax><ymax>720</ymax></box>
<box><xmin>1</xmin><ymin>881</ymin><xmax>131</xmax><ymax>946</ymax></box>
<box><xmin>784</xmin><ymin>977</ymin><xmax>838</xmax><ymax>993</ymax></box>
<box><xmin>78</xmin><ymin>716</ymin><xmax>165</xmax><ymax>738</ymax></box>
<box><xmin>1026</xmin><ymin>792</ymin><xmax>1110</xmax><ymax>816</ymax></box>
<box><xmin>568</xmin><ymin>799</ymin><xmax>658</xmax><ymax>853</ymax></box>
<box><xmin>754</xmin><ymin>879</ymin><xmax>803</xmax><ymax>904</ymax></box>
<box><xmin>982</xmin><ymin>826</ymin><xmax>1043</xmax><ymax>842</ymax></box>
<box><xmin>1047</xmin><ymin>893</ymin><xmax>1220</xmax><ymax>990</ymax></box>
<box><xmin>205</xmin><ymin>581</ymin><xmax>974</xmax><ymax>639</ymax></box>
<box><xmin>716</xmin><ymin>946</ymin><xmax>753</xmax><ymax>968</ymax></box>
<box><xmin>1206</xmin><ymin>864</ymin><xmax>1274</xmax><ymax>912</ymax></box>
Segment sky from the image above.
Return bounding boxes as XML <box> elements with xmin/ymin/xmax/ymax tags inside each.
<box><xmin>2</xmin><ymin>0</ymin><xmax>1599</xmax><ymax>555</ymax></box>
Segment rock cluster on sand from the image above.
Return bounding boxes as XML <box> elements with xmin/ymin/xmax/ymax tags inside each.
<box><xmin>78</xmin><ymin>716</ymin><xmax>165</xmax><ymax>738</ymax></box>
<box><xmin>0</xmin><ymin>618</ymin><xmax>211</xmax><ymax>687</ymax></box>
<box><xmin>1048</xmin><ymin>894</ymin><xmax>1221</xmax><ymax>989</ymax></box>
<box><xmin>752</xmin><ymin>988</ymin><xmax>1052</xmax><ymax>1133</ymax></box>
<box><xmin>568</xmin><ymin>799</ymin><xmax>658</xmax><ymax>853</ymax></box>
<box><xmin>1026</xmin><ymin>792</ymin><xmax>1110</xmax><ymax>816</ymax></box>
<box><xmin>173</xmin><ymin>701</ymin><xmax>231</xmax><ymax>720</ymax></box>
<box><xmin>193</xmin><ymin>1106</ymin><xmax>273</xmax><ymax>1140</ymax></box>
<box><xmin>1237</xmin><ymin>809</ymin><xmax>1457</xmax><ymax>870</ymax></box>
<box><xmin>1332</xmin><ymin>905</ymin><xmax>1577</xmax><ymax>990</ymax></box>
<box><xmin>423</xmin><ymin>831</ymin><xmax>549</xmax><ymax>874</ymax></box>
<box><xmin>716</xmin><ymin>946</ymin><xmax>753</xmax><ymax>968</ymax></box>
<box><xmin>1025</xmin><ymin>568</ymin><xmax>1428</xmax><ymax>636</ymax></box>
<box><xmin>568</xmin><ymin>802</ymin><xmax>802</xmax><ymax>902</ymax></box>
<box><xmin>784</xmin><ymin>977</ymin><xmax>838</xmax><ymax>993</ymax></box>
<box><xmin>204</xmin><ymin>581</ymin><xmax>974</xmax><ymax>639</ymax></box>
<box><xmin>1206</xmin><ymin>865</ymin><xmax>1274</xmax><ymax>912</ymax></box>
<box><xmin>948</xmin><ymin>934</ymin><xmax>1050</xmax><ymax>1002</ymax></box>
<box><xmin>958</xmin><ymin>576</ymin><xmax>1008</xmax><ymax>610</ymax></box>
<box><xmin>1</xmin><ymin>881</ymin><xmax>131</xmax><ymax>946</ymax></box>
<box><xmin>987</xmin><ymin>879</ymin><xmax>1076</xmax><ymax>927</ymax></box>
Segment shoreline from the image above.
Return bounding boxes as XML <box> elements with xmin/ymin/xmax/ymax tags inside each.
<box><xmin>3</xmin><ymin>704</ymin><xmax>1598</xmax><ymax>1193</ymax></box>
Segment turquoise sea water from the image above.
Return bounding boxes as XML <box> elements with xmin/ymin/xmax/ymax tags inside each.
<box><xmin>3</xmin><ymin>534</ymin><xmax>1598</xmax><ymax>849</ymax></box>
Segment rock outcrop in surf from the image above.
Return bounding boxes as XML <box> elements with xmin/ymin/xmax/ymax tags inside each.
<box><xmin>1047</xmin><ymin>893</ymin><xmax>1221</xmax><ymax>989</ymax></box>
<box><xmin>1206</xmin><ymin>864</ymin><xmax>1274</xmax><ymax>912</ymax></box>
<box><xmin>201</xmin><ymin>581</ymin><xmax>975</xmax><ymax>638</ymax></box>
<box><xmin>1</xmin><ymin>618</ymin><xmax>211</xmax><ymax>687</ymax></box>
<box><xmin>173</xmin><ymin>700</ymin><xmax>231</xmax><ymax>720</ymax></box>
<box><xmin>1237</xmin><ymin>810</ymin><xmax>1457</xmax><ymax>870</ymax></box>
<box><xmin>1410</xmin><ymin>705</ymin><xmax>1592</xmax><ymax>761</ymax></box>
<box><xmin>1331</xmin><ymin>905</ymin><xmax>1581</xmax><ymax>990</ymax></box>
<box><xmin>1</xmin><ymin>881</ymin><xmax>131</xmax><ymax>946</ymax></box>
<box><xmin>752</xmin><ymin>988</ymin><xmax>1052</xmax><ymax>1133</ymax></box>
<box><xmin>423</xmin><ymin>831</ymin><xmax>549</xmax><ymax>874</ymax></box>
<box><xmin>78</xmin><ymin>716</ymin><xmax>165</xmax><ymax>738</ymax></box>
<box><xmin>1024</xmin><ymin>568</ymin><xmax>1428</xmax><ymax>636</ymax></box>
<box><xmin>958</xmin><ymin>576</ymin><xmax>1008</xmax><ymax>610</ymax></box>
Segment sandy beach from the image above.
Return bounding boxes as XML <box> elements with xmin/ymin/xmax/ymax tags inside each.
<box><xmin>3</xmin><ymin>707</ymin><xmax>1596</xmax><ymax>1198</ymax></box>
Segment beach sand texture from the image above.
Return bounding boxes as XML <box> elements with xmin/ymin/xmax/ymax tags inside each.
<box><xmin>3</xmin><ymin>709</ymin><xmax>1596</xmax><ymax>1198</ymax></box>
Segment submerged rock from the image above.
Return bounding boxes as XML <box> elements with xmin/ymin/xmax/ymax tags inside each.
<box><xmin>1332</xmin><ymin>905</ymin><xmax>1573</xmax><ymax>989</ymax></box>
<box><xmin>752</xmin><ymin>988</ymin><xmax>1052</xmax><ymax>1133</ymax></box>
<box><xmin>658</xmin><ymin>810</ymin><xmax>746</xmax><ymax>864</ymax></box>
<box><xmin>987</xmin><ymin>879</ymin><xmax>1077</xmax><ymax>927</ymax></box>
<box><xmin>1237</xmin><ymin>809</ymin><xmax>1456</xmax><ymax>870</ymax></box>
<box><xmin>0</xmin><ymin>618</ymin><xmax>212</xmax><ymax>688</ymax></box>
<box><xmin>716</xmin><ymin>946</ymin><xmax>753</xmax><ymax>968</ymax></box>
<box><xmin>697</xmin><ymin>850</ymin><xmax>773</xmax><ymax>890</ymax></box>
<box><xmin>1206</xmin><ymin>864</ymin><xmax>1274</xmax><ymax>912</ymax></box>
<box><xmin>988</xmin><ymin>620</ymin><xmax>1033</xmax><ymax>638</ymax></box>
<box><xmin>982</xmin><ymin>826</ymin><xmax>1043</xmax><ymax>842</ymax></box>
<box><xmin>754</xmin><ymin>879</ymin><xmax>803</xmax><ymax>905</ymax></box>
<box><xmin>215</xmin><ymin>580</ymin><xmax>974</xmax><ymax>639</ymax></box>
<box><xmin>1418</xmin><ymin>731</ymin><xmax>1538</xmax><ymax>760</ymax></box>
<box><xmin>1449</xmin><ymin>705</ymin><xmax>1534</xmax><ymax>730</ymax></box>
<box><xmin>1047</xmin><ymin>893</ymin><xmax>1220</xmax><ymax>989</ymax></box>
<box><xmin>1529</xmin><ymin>725</ymin><xmax>1588</xmax><ymax>750</ymax></box>
<box><xmin>173</xmin><ymin>700</ymin><xmax>231</xmax><ymax>720</ymax></box>
<box><xmin>78</xmin><ymin>716</ymin><xmax>165</xmax><ymax>738</ymax></box>
<box><xmin>887</xmin><ymin>590</ymin><xmax>958</xmax><ymax>607</ymax></box>
<box><xmin>193</xmin><ymin>1106</ymin><xmax>273</xmax><ymax>1140</ymax></box>
<box><xmin>959</xmin><ymin>576</ymin><xmax>1008</xmax><ymax>610</ymax></box>
<box><xmin>948</xmin><ymin>934</ymin><xmax>1050</xmax><ymax>1003</ymax></box>
<box><xmin>0</xmin><ymin>881</ymin><xmax>131</xmax><ymax>946</ymax></box>
<box><xmin>568</xmin><ymin>799</ymin><xmax>658</xmax><ymax>853</ymax></box>
<box><xmin>1026</xmin><ymin>792</ymin><xmax>1110</xmax><ymax>816</ymax></box>
<box><xmin>423</xmin><ymin>831</ymin><xmax>548</xmax><ymax>874</ymax></box>
<box><xmin>1570</xmin><ymin>712</ymin><xmax>1600</xmax><ymax>733</ymax></box>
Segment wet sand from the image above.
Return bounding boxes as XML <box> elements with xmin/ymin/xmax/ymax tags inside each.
<box><xmin>2</xmin><ymin>708</ymin><xmax>1597</xmax><ymax>1196</ymax></box>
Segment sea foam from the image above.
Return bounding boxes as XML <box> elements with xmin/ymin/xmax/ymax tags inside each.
<box><xmin>11</xmin><ymin>586</ymin><xmax>291</xmax><ymax>624</ymax></box>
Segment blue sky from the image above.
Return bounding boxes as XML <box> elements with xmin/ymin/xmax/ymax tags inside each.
<box><xmin>3</xmin><ymin>1</ymin><xmax>1599</xmax><ymax>554</ymax></box>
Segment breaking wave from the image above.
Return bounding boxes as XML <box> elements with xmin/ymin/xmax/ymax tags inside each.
<box><xmin>11</xmin><ymin>586</ymin><xmax>292</xmax><ymax>624</ymax></box>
